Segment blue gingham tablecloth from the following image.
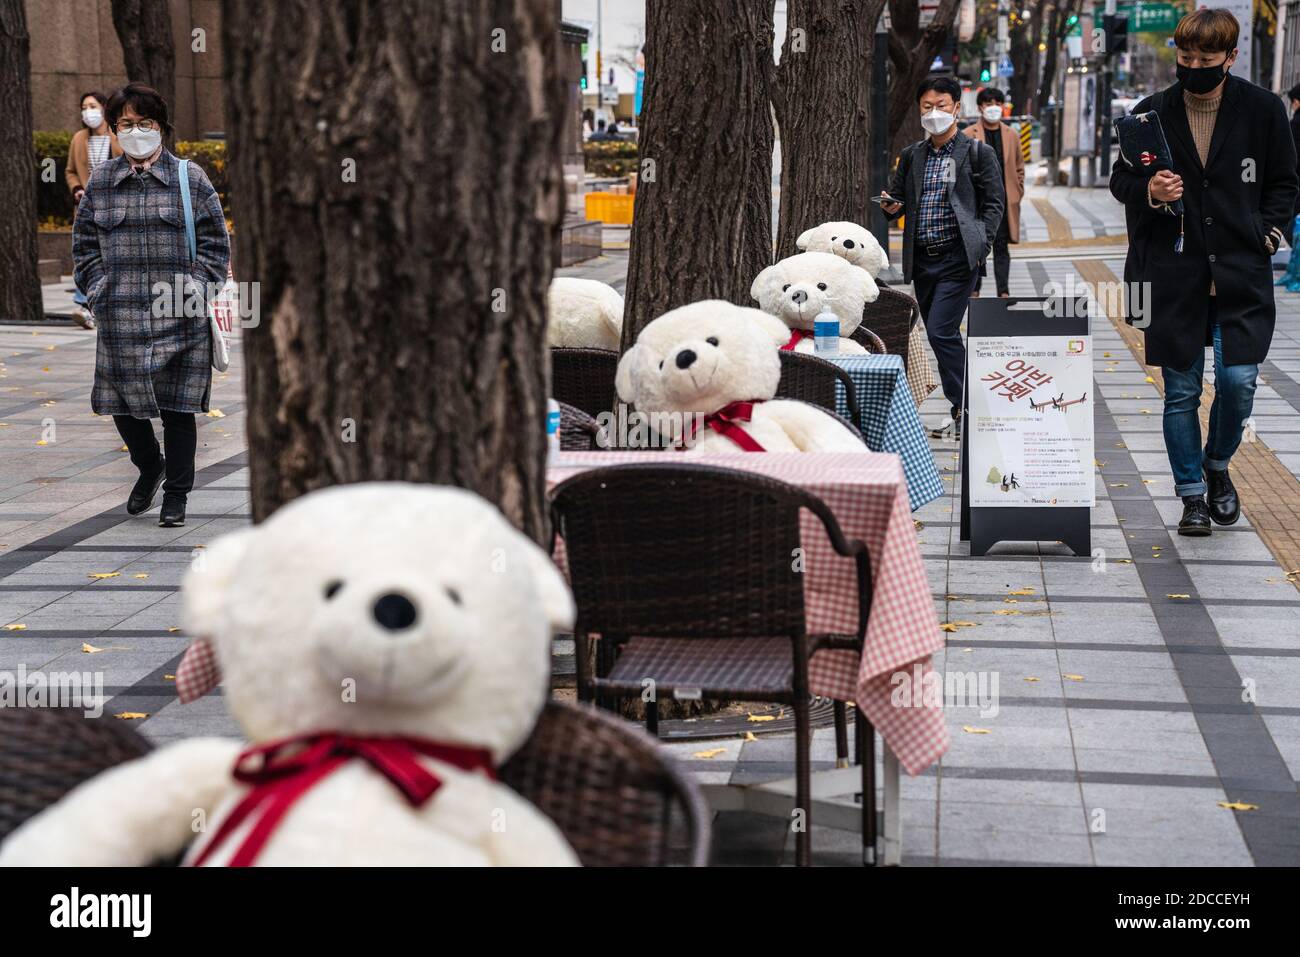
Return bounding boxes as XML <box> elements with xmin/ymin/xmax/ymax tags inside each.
<box><xmin>828</xmin><ymin>353</ymin><xmax>944</xmax><ymax>511</ymax></box>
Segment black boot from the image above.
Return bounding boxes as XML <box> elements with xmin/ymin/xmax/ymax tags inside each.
<box><xmin>1178</xmin><ymin>494</ymin><xmax>1212</xmax><ymax>537</ymax></box>
<box><xmin>159</xmin><ymin>492</ymin><xmax>187</xmax><ymax>528</ymax></box>
<box><xmin>1204</xmin><ymin>467</ymin><xmax>1240</xmax><ymax>526</ymax></box>
<box><xmin>127</xmin><ymin>456</ymin><xmax>166</xmax><ymax>515</ymax></box>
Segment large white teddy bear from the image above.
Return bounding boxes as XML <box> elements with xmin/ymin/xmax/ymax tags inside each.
<box><xmin>0</xmin><ymin>483</ymin><xmax>580</xmax><ymax>867</ymax></box>
<box><xmin>547</xmin><ymin>277</ymin><xmax>625</xmax><ymax>351</ymax></box>
<box><xmin>615</xmin><ymin>300</ymin><xmax>867</xmax><ymax>453</ymax></box>
<box><xmin>750</xmin><ymin>251</ymin><xmax>879</xmax><ymax>355</ymax></box>
<box><xmin>796</xmin><ymin>220</ymin><xmax>890</xmax><ymax>277</ymax></box>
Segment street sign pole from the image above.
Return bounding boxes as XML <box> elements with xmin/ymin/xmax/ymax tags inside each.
<box><xmin>1099</xmin><ymin>0</ymin><xmax>1116</xmax><ymax>178</ymax></box>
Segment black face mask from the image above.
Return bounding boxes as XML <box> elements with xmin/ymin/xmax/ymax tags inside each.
<box><xmin>1177</xmin><ymin>61</ymin><xmax>1228</xmax><ymax>95</ymax></box>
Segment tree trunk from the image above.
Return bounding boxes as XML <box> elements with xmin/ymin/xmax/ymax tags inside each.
<box><xmin>772</xmin><ymin>0</ymin><xmax>888</xmax><ymax>262</ymax></box>
<box><xmin>109</xmin><ymin>0</ymin><xmax>176</xmax><ymax>140</ymax></box>
<box><xmin>886</xmin><ymin>0</ymin><xmax>961</xmax><ymax>160</ymax></box>
<box><xmin>0</xmin><ymin>0</ymin><xmax>43</xmax><ymax>324</ymax></box>
<box><xmin>622</xmin><ymin>0</ymin><xmax>775</xmax><ymax>348</ymax></box>
<box><xmin>223</xmin><ymin>0</ymin><xmax>567</xmax><ymax>542</ymax></box>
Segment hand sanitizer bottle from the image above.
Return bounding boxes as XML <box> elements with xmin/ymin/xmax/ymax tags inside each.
<box><xmin>547</xmin><ymin>398</ymin><xmax>561</xmax><ymax>463</ymax></box>
<box><xmin>813</xmin><ymin>311</ymin><xmax>840</xmax><ymax>357</ymax></box>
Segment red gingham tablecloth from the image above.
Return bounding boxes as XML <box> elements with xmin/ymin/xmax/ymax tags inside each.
<box><xmin>547</xmin><ymin>450</ymin><xmax>949</xmax><ymax>775</ymax></box>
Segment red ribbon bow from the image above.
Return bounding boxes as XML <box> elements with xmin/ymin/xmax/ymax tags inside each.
<box><xmin>189</xmin><ymin>732</ymin><xmax>496</xmax><ymax>867</ymax></box>
<box><xmin>678</xmin><ymin>399</ymin><xmax>766</xmax><ymax>452</ymax></box>
<box><xmin>779</xmin><ymin>329</ymin><xmax>812</xmax><ymax>352</ymax></box>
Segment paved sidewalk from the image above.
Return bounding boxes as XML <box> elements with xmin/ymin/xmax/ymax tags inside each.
<box><xmin>9</xmin><ymin>184</ymin><xmax>1299</xmax><ymax>866</ymax></box>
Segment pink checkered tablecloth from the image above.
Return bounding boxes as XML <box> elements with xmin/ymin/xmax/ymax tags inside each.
<box><xmin>547</xmin><ymin>450</ymin><xmax>949</xmax><ymax>775</ymax></box>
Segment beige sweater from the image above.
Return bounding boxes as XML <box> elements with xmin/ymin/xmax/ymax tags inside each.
<box><xmin>1185</xmin><ymin>90</ymin><xmax>1221</xmax><ymax>294</ymax></box>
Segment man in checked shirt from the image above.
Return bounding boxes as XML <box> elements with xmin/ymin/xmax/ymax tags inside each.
<box><xmin>881</xmin><ymin>76</ymin><xmax>1005</xmax><ymax>439</ymax></box>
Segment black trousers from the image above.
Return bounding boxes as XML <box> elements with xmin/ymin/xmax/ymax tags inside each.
<box><xmin>913</xmin><ymin>243</ymin><xmax>978</xmax><ymax>412</ymax></box>
<box><xmin>114</xmin><ymin>410</ymin><xmax>197</xmax><ymax>496</ymax></box>
<box><xmin>974</xmin><ymin>214</ymin><xmax>1011</xmax><ymax>296</ymax></box>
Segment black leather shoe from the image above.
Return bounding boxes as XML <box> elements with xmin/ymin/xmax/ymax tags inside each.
<box><xmin>1204</xmin><ymin>467</ymin><xmax>1240</xmax><ymax>525</ymax></box>
<box><xmin>1178</xmin><ymin>495</ymin><xmax>1212</xmax><ymax>537</ymax></box>
<box><xmin>127</xmin><ymin>457</ymin><xmax>165</xmax><ymax>515</ymax></box>
<box><xmin>159</xmin><ymin>493</ymin><xmax>186</xmax><ymax>528</ymax></box>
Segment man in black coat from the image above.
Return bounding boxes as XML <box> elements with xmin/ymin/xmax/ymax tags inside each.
<box><xmin>880</xmin><ymin>76</ymin><xmax>1005</xmax><ymax>438</ymax></box>
<box><xmin>1110</xmin><ymin>8</ymin><xmax>1297</xmax><ymax>536</ymax></box>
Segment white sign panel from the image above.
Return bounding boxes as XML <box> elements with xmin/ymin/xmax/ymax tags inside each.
<box><xmin>968</xmin><ymin>335</ymin><xmax>1095</xmax><ymax>508</ymax></box>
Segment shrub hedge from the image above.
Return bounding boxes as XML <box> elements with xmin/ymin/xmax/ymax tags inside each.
<box><xmin>33</xmin><ymin>132</ymin><xmax>231</xmax><ymax>228</ymax></box>
<box><xmin>583</xmin><ymin>140</ymin><xmax>637</xmax><ymax>178</ymax></box>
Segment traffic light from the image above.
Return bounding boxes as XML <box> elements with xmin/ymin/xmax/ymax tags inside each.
<box><xmin>980</xmin><ymin>67</ymin><xmax>992</xmax><ymax>83</ymax></box>
<box><xmin>580</xmin><ymin>60</ymin><xmax>589</xmax><ymax>91</ymax></box>
<box><xmin>1066</xmin><ymin>13</ymin><xmax>1079</xmax><ymax>27</ymax></box>
<box><xmin>1103</xmin><ymin>14</ymin><xmax>1129</xmax><ymax>55</ymax></box>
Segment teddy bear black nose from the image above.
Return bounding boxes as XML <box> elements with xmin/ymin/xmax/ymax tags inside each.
<box><xmin>675</xmin><ymin>349</ymin><xmax>697</xmax><ymax>369</ymax></box>
<box><xmin>843</xmin><ymin>239</ymin><xmax>856</xmax><ymax>249</ymax></box>
<box><xmin>373</xmin><ymin>592</ymin><xmax>418</xmax><ymax>631</ymax></box>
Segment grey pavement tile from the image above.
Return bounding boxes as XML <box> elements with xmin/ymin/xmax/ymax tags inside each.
<box><xmin>1074</xmin><ymin>748</ymin><xmax>1218</xmax><ymax>777</ymax></box>
<box><xmin>1062</xmin><ymin>679</ymin><xmax>1189</xmax><ymax>704</ymax></box>
<box><xmin>937</xmin><ymin>829</ymin><xmax>1093</xmax><ymax>865</ymax></box>
<box><xmin>1091</xmin><ymin>834</ymin><xmax>1254</xmax><ymax>867</ymax></box>
<box><xmin>1185</xmin><ymin>563</ymin><xmax>1300</xmax><ymax>602</ymax></box>
<box><xmin>939</xmin><ymin>800</ymin><xmax>1087</xmax><ymax>836</ymax></box>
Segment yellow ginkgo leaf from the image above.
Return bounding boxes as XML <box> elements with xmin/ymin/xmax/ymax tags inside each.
<box><xmin>1144</xmin><ymin>375</ymin><xmax>1155</xmax><ymax>383</ymax></box>
<box><xmin>1004</xmin><ymin>598</ymin><xmax>1019</xmax><ymax>604</ymax></box>
<box><xmin>164</xmin><ymin>674</ymin><xmax>175</xmax><ymax>681</ymax></box>
<box><xmin>1062</xmin><ymin>673</ymin><xmax>1085</xmax><ymax>682</ymax></box>
<box><xmin>951</xmin><ymin>621</ymin><xmax>978</xmax><ymax>628</ymax></box>
<box><xmin>1218</xmin><ymin>801</ymin><xmax>1259</xmax><ymax>812</ymax></box>
<box><xmin>1024</xmin><ymin>676</ymin><xmax>1040</xmax><ymax>682</ymax></box>
<box><xmin>35</xmin><ymin>439</ymin><xmax>47</xmax><ymax>446</ymax></box>
<box><xmin>1110</xmin><ymin>482</ymin><xmax>1129</xmax><ymax>488</ymax></box>
<box><xmin>746</xmin><ymin>713</ymin><xmax>775</xmax><ymax>723</ymax></box>
<box><xmin>133</xmin><ymin>573</ymin><xmax>148</xmax><ymax>579</ymax></box>
<box><xmin>940</xmin><ymin>623</ymin><xmax>959</xmax><ymax>632</ymax></box>
<box><xmin>167</xmin><ymin>626</ymin><xmax>181</xmax><ymax>633</ymax></box>
<box><xmin>962</xmin><ymin>726</ymin><xmax>992</xmax><ymax>734</ymax></box>
<box><xmin>1118</xmin><ymin>559</ymin><xmax>1133</xmax><ymax>564</ymax></box>
<box><xmin>119</xmin><ymin>445</ymin><xmax>129</xmax><ymax>452</ymax></box>
<box><xmin>1008</xmin><ymin>588</ymin><xmax>1035</xmax><ymax>596</ymax></box>
<box><xmin>914</xmin><ymin>520</ymin><xmax>924</xmax><ymax>530</ymax></box>
<box><xmin>88</xmin><ymin>572</ymin><xmax>120</xmax><ymax>579</ymax></box>
<box><xmin>742</xmin><ymin>732</ymin><xmax>758</xmax><ymax>742</ymax></box>
<box><xmin>693</xmin><ymin>748</ymin><xmax>727</xmax><ymax>759</ymax></box>
<box><xmin>4</xmin><ymin>623</ymin><xmax>27</xmax><ymax>631</ymax></box>
<box><xmin>995</xmin><ymin>610</ymin><xmax>1021</xmax><ymax>616</ymax></box>
<box><xmin>114</xmin><ymin>712</ymin><xmax>149</xmax><ymax>720</ymax></box>
<box><xmin>1167</xmin><ymin>593</ymin><xmax>1191</xmax><ymax>599</ymax></box>
<box><xmin>206</xmin><ymin>409</ymin><xmax>225</xmax><ymax>418</ymax></box>
<box><xmin>81</xmin><ymin>642</ymin><xmax>103</xmax><ymax>653</ymax></box>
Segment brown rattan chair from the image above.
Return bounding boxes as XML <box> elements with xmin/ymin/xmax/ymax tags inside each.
<box><xmin>856</xmin><ymin>287</ymin><xmax>918</xmax><ymax>362</ymax></box>
<box><xmin>776</xmin><ymin>351</ymin><xmax>862</xmax><ymax>428</ymax></box>
<box><xmin>558</xmin><ymin>401</ymin><xmax>605</xmax><ymax>451</ymax></box>
<box><xmin>549</xmin><ymin>462</ymin><xmax>876</xmax><ymax>867</ymax></box>
<box><xmin>500</xmin><ymin>701</ymin><xmax>711</xmax><ymax>866</ymax></box>
<box><xmin>551</xmin><ymin>347</ymin><xmax>619</xmax><ymax>420</ymax></box>
<box><xmin>848</xmin><ymin>324</ymin><xmax>888</xmax><ymax>355</ymax></box>
<box><xmin>0</xmin><ymin>707</ymin><xmax>152</xmax><ymax>843</ymax></box>
<box><xmin>0</xmin><ymin>700</ymin><xmax>711</xmax><ymax>867</ymax></box>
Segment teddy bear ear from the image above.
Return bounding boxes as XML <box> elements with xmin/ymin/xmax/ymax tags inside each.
<box><xmin>601</xmin><ymin>294</ymin><xmax>625</xmax><ymax>339</ymax></box>
<box><xmin>615</xmin><ymin>344</ymin><xmax>640</xmax><ymax>403</ymax></box>
<box><xmin>795</xmin><ymin>227</ymin><xmax>816</xmax><ymax>250</ymax></box>
<box><xmin>515</xmin><ymin>537</ymin><xmax>575</xmax><ymax>633</ymax></box>
<box><xmin>181</xmin><ymin>526</ymin><xmax>256</xmax><ymax>640</ymax></box>
<box><xmin>864</xmin><ymin>243</ymin><xmax>889</xmax><ymax>278</ymax></box>
<box><xmin>750</xmin><ymin>263</ymin><xmax>779</xmax><ymax>306</ymax></box>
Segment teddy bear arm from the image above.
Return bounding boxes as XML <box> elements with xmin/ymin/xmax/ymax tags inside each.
<box><xmin>763</xmin><ymin>401</ymin><xmax>870</xmax><ymax>453</ymax></box>
<box><xmin>0</xmin><ymin>737</ymin><xmax>241</xmax><ymax>866</ymax></box>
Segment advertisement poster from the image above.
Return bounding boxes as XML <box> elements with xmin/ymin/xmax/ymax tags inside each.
<box><xmin>968</xmin><ymin>335</ymin><xmax>1094</xmax><ymax>508</ymax></box>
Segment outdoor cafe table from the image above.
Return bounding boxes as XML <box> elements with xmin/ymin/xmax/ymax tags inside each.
<box><xmin>825</xmin><ymin>352</ymin><xmax>943</xmax><ymax>512</ymax></box>
<box><xmin>546</xmin><ymin>449</ymin><xmax>950</xmax><ymax>860</ymax></box>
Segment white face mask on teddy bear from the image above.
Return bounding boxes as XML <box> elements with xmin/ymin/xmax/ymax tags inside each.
<box><xmin>750</xmin><ymin>252</ymin><xmax>879</xmax><ymax>353</ymax></box>
<box><xmin>615</xmin><ymin>300</ymin><xmax>869</xmax><ymax>454</ymax></box>
<box><xmin>795</xmin><ymin>221</ymin><xmax>890</xmax><ymax>278</ymax></box>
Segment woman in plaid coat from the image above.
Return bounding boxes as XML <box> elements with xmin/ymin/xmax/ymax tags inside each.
<box><xmin>73</xmin><ymin>83</ymin><xmax>230</xmax><ymax>528</ymax></box>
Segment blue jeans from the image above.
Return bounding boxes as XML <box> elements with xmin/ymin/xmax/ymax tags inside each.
<box><xmin>1160</xmin><ymin>320</ymin><xmax>1258</xmax><ymax>497</ymax></box>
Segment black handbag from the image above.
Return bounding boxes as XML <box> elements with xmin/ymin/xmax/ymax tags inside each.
<box><xmin>1113</xmin><ymin>93</ymin><xmax>1185</xmax><ymax>251</ymax></box>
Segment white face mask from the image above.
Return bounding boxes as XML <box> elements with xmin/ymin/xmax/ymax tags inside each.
<box><xmin>82</xmin><ymin>109</ymin><xmax>103</xmax><ymax>128</ymax></box>
<box><xmin>117</xmin><ymin>127</ymin><xmax>162</xmax><ymax>160</ymax></box>
<box><xmin>982</xmin><ymin>105</ymin><xmax>1003</xmax><ymax>123</ymax></box>
<box><xmin>921</xmin><ymin>107</ymin><xmax>956</xmax><ymax>136</ymax></box>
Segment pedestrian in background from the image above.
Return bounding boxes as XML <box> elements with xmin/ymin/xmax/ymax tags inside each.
<box><xmin>65</xmin><ymin>91</ymin><xmax>121</xmax><ymax>330</ymax></box>
<box><xmin>1109</xmin><ymin>8</ymin><xmax>1297</xmax><ymax>536</ymax></box>
<box><xmin>963</xmin><ymin>87</ymin><xmax>1024</xmax><ymax>298</ymax></box>
<box><xmin>1275</xmin><ymin>81</ymin><xmax>1300</xmax><ymax>290</ymax></box>
<box><xmin>73</xmin><ymin>82</ymin><xmax>230</xmax><ymax>529</ymax></box>
<box><xmin>880</xmin><ymin>75</ymin><xmax>1005</xmax><ymax>439</ymax></box>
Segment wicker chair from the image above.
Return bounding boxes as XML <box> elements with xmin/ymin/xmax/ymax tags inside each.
<box><xmin>549</xmin><ymin>462</ymin><xmax>876</xmax><ymax>867</ymax></box>
<box><xmin>776</xmin><ymin>351</ymin><xmax>862</xmax><ymax>428</ymax></box>
<box><xmin>858</xmin><ymin>287</ymin><xmax>918</xmax><ymax>361</ymax></box>
<box><xmin>0</xmin><ymin>701</ymin><xmax>712</xmax><ymax>867</ymax></box>
<box><xmin>848</xmin><ymin>324</ymin><xmax>888</xmax><ymax>355</ymax></box>
<box><xmin>558</xmin><ymin>401</ymin><xmax>605</xmax><ymax>452</ymax></box>
<box><xmin>500</xmin><ymin>701</ymin><xmax>711</xmax><ymax>866</ymax></box>
<box><xmin>551</xmin><ymin>347</ymin><xmax>620</xmax><ymax>420</ymax></box>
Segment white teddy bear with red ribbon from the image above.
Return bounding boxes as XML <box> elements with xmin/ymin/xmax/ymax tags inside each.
<box><xmin>615</xmin><ymin>300</ymin><xmax>868</xmax><ymax>453</ymax></box>
<box><xmin>0</xmin><ymin>484</ymin><xmax>579</xmax><ymax>867</ymax></box>
<box><xmin>750</xmin><ymin>251</ymin><xmax>879</xmax><ymax>355</ymax></box>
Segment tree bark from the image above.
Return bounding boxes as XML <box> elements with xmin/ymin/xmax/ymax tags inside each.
<box><xmin>886</xmin><ymin>0</ymin><xmax>962</xmax><ymax>160</ymax></box>
<box><xmin>622</xmin><ymin>0</ymin><xmax>775</xmax><ymax>348</ymax></box>
<box><xmin>223</xmin><ymin>0</ymin><xmax>567</xmax><ymax>542</ymax></box>
<box><xmin>0</xmin><ymin>0</ymin><xmax>43</xmax><ymax>324</ymax></box>
<box><xmin>109</xmin><ymin>0</ymin><xmax>176</xmax><ymax>138</ymax></box>
<box><xmin>771</xmin><ymin>0</ymin><xmax>887</xmax><ymax>262</ymax></box>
